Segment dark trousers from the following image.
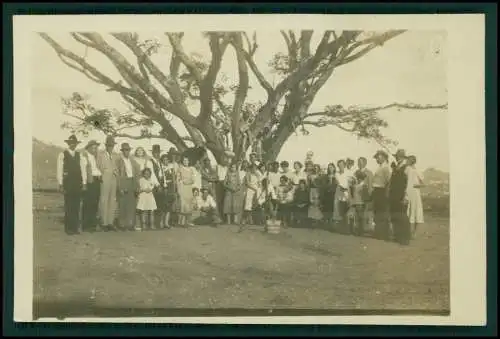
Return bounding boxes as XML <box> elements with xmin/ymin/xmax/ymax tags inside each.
<box><xmin>153</xmin><ymin>190</ymin><xmax>163</xmax><ymax>227</ymax></box>
<box><xmin>118</xmin><ymin>178</ymin><xmax>137</xmax><ymax>229</ymax></box>
<box><xmin>372</xmin><ymin>187</ymin><xmax>390</xmax><ymax>240</ymax></box>
<box><xmin>64</xmin><ymin>188</ymin><xmax>82</xmax><ymax>234</ymax></box>
<box><xmin>391</xmin><ymin>200</ymin><xmax>411</xmax><ymax>245</ymax></box>
<box><xmin>354</xmin><ymin>204</ymin><xmax>366</xmax><ymax>235</ymax></box>
<box><xmin>215</xmin><ymin>181</ymin><xmax>225</xmax><ymax>217</ymax></box>
<box><xmin>82</xmin><ymin>179</ymin><xmax>100</xmax><ymax>231</ymax></box>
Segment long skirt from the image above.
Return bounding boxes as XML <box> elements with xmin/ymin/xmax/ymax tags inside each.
<box><xmin>178</xmin><ymin>183</ymin><xmax>194</xmax><ymax>215</ymax></box>
<box><xmin>407</xmin><ymin>188</ymin><xmax>424</xmax><ymax>224</ymax></box>
<box><xmin>223</xmin><ymin>189</ymin><xmax>243</xmax><ymax>215</ymax></box>
<box><xmin>244</xmin><ymin>188</ymin><xmax>258</xmax><ymax>211</ymax></box>
<box><xmin>308</xmin><ymin>188</ymin><xmax>323</xmax><ymax>220</ymax></box>
<box><xmin>333</xmin><ymin>186</ymin><xmax>348</xmax><ymax>222</ymax></box>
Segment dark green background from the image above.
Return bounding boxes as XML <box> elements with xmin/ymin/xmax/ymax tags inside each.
<box><xmin>3</xmin><ymin>2</ymin><xmax>497</xmax><ymax>336</ymax></box>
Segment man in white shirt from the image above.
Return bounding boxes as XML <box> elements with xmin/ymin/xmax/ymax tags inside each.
<box><xmin>117</xmin><ymin>143</ymin><xmax>141</xmax><ymax>231</ymax></box>
<box><xmin>81</xmin><ymin>140</ymin><xmax>102</xmax><ymax>232</ymax></box>
<box><xmin>215</xmin><ymin>155</ymin><xmax>229</xmax><ymax>217</ymax></box>
<box><xmin>267</xmin><ymin>161</ymin><xmax>282</xmax><ymax>189</ymax></box>
<box><xmin>56</xmin><ymin>135</ymin><xmax>87</xmax><ymax>235</ymax></box>
<box><xmin>193</xmin><ymin>188</ymin><xmax>222</xmax><ymax>226</ymax></box>
<box><xmin>150</xmin><ymin>144</ymin><xmax>164</xmax><ymax>228</ymax></box>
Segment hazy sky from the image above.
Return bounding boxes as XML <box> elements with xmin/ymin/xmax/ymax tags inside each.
<box><xmin>31</xmin><ymin>30</ymin><xmax>448</xmax><ymax>170</ymax></box>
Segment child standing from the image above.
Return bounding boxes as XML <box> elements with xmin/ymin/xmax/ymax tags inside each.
<box><xmin>276</xmin><ymin>175</ymin><xmax>294</xmax><ymax>227</ymax></box>
<box><xmin>351</xmin><ymin>170</ymin><xmax>368</xmax><ymax>236</ymax></box>
<box><xmin>137</xmin><ymin>168</ymin><xmax>157</xmax><ymax>231</ymax></box>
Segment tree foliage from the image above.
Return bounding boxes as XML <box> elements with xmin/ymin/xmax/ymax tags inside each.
<box><xmin>40</xmin><ymin>30</ymin><xmax>447</xmax><ymax>163</ymax></box>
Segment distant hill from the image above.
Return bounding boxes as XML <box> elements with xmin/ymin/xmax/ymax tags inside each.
<box><xmin>32</xmin><ymin>138</ymin><xmax>62</xmax><ymax>190</ymax></box>
<box><xmin>423</xmin><ymin>167</ymin><xmax>449</xmax><ymax>184</ymax></box>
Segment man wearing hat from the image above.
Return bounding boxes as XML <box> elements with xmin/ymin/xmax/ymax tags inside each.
<box><xmin>81</xmin><ymin>140</ymin><xmax>102</xmax><ymax>232</ymax></box>
<box><xmin>56</xmin><ymin>135</ymin><xmax>87</xmax><ymax>235</ymax></box>
<box><xmin>371</xmin><ymin>150</ymin><xmax>391</xmax><ymax>240</ymax></box>
<box><xmin>389</xmin><ymin>149</ymin><xmax>412</xmax><ymax>245</ymax></box>
<box><xmin>150</xmin><ymin>144</ymin><xmax>164</xmax><ymax>228</ymax></box>
<box><xmin>96</xmin><ymin>136</ymin><xmax>120</xmax><ymax>231</ymax></box>
<box><xmin>116</xmin><ymin>142</ymin><xmax>141</xmax><ymax>231</ymax></box>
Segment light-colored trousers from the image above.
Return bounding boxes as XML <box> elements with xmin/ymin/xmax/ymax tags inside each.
<box><xmin>99</xmin><ymin>174</ymin><xmax>117</xmax><ymax>225</ymax></box>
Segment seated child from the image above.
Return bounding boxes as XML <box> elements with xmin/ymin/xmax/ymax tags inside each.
<box><xmin>275</xmin><ymin>175</ymin><xmax>294</xmax><ymax>227</ymax></box>
<box><xmin>190</xmin><ymin>187</ymin><xmax>201</xmax><ymax>222</ymax></box>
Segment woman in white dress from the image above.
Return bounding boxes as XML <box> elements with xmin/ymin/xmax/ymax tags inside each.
<box><xmin>133</xmin><ymin>147</ymin><xmax>159</xmax><ymax>186</ymax></box>
<box><xmin>405</xmin><ymin>155</ymin><xmax>425</xmax><ymax>237</ymax></box>
<box><xmin>334</xmin><ymin>159</ymin><xmax>351</xmax><ymax>228</ymax></box>
<box><xmin>242</xmin><ymin>164</ymin><xmax>262</xmax><ymax>225</ymax></box>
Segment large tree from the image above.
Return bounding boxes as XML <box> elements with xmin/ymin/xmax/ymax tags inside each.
<box><xmin>40</xmin><ymin>31</ymin><xmax>446</xmax><ymax>163</ymax></box>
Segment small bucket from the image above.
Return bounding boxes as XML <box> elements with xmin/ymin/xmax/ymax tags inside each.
<box><xmin>266</xmin><ymin>220</ymin><xmax>281</xmax><ymax>234</ymax></box>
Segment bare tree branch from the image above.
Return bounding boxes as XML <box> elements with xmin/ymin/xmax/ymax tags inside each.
<box><xmin>198</xmin><ymin>32</ymin><xmax>232</xmax><ymax>122</ymax></box>
<box><xmin>233</xmin><ymin>33</ymin><xmax>273</xmax><ymax>94</ymax></box>
<box><xmin>165</xmin><ymin>32</ymin><xmax>203</xmax><ymax>83</ymax></box>
<box><xmin>230</xmin><ymin>33</ymin><xmax>250</xmax><ymax>149</ymax></box>
<box><xmin>306</xmin><ymin>102</ymin><xmax>448</xmax><ymax>119</ymax></box>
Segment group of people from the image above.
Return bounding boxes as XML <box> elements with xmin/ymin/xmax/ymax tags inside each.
<box><xmin>56</xmin><ymin>134</ymin><xmax>425</xmax><ymax>246</ymax></box>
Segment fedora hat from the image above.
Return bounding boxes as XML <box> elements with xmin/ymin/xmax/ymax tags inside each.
<box><xmin>151</xmin><ymin>144</ymin><xmax>161</xmax><ymax>153</ymax></box>
<box><xmin>105</xmin><ymin>135</ymin><xmax>116</xmax><ymax>146</ymax></box>
<box><xmin>373</xmin><ymin>150</ymin><xmax>388</xmax><ymax>159</ymax></box>
<box><xmin>393</xmin><ymin>149</ymin><xmax>407</xmax><ymax>159</ymax></box>
<box><xmin>120</xmin><ymin>142</ymin><xmax>131</xmax><ymax>151</ymax></box>
<box><xmin>64</xmin><ymin>134</ymin><xmax>81</xmax><ymax>145</ymax></box>
<box><xmin>85</xmin><ymin>139</ymin><xmax>100</xmax><ymax>149</ymax></box>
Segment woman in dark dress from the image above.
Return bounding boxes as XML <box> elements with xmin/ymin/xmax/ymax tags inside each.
<box><xmin>293</xmin><ymin>179</ymin><xmax>310</xmax><ymax>226</ymax></box>
<box><xmin>160</xmin><ymin>153</ymin><xmax>178</xmax><ymax>228</ymax></box>
<box><xmin>320</xmin><ymin>163</ymin><xmax>338</xmax><ymax>223</ymax></box>
<box><xmin>389</xmin><ymin>149</ymin><xmax>411</xmax><ymax>245</ymax></box>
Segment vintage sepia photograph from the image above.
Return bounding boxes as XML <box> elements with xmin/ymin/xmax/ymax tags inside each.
<box><xmin>12</xmin><ymin>14</ymin><xmax>486</xmax><ymax>325</ymax></box>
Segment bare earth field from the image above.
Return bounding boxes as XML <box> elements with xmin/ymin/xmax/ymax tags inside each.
<box><xmin>33</xmin><ymin>191</ymin><xmax>450</xmax><ymax>318</ymax></box>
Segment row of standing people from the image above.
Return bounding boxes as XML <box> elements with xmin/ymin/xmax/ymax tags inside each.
<box><xmin>57</xmin><ymin>135</ymin><xmax>424</xmax><ymax>245</ymax></box>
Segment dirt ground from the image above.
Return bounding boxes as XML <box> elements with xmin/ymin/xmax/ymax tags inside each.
<box><xmin>33</xmin><ymin>192</ymin><xmax>450</xmax><ymax>318</ymax></box>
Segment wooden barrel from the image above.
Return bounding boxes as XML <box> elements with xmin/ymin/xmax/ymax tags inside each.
<box><xmin>266</xmin><ymin>220</ymin><xmax>281</xmax><ymax>234</ymax></box>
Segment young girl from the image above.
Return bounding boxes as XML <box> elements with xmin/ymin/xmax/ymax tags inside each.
<box><xmin>351</xmin><ymin>170</ymin><xmax>368</xmax><ymax>236</ymax></box>
<box><xmin>160</xmin><ymin>153</ymin><xmax>178</xmax><ymax>229</ymax></box>
<box><xmin>308</xmin><ymin>164</ymin><xmax>324</xmax><ymax>224</ymax></box>
<box><xmin>137</xmin><ymin>168</ymin><xmax>157</xmax><ymax>230</ymax></box>
<box><xmin>276</xmin><ymin>175</ymin><xmax>294</xmax><ymax>227</ymax></box>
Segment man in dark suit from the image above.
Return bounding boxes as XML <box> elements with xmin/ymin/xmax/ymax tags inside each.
<box><xmin>389</xmin><ymin>149</ymin><xmax>411</xmax><ymax>245</ymax></box>
<box><xmin>150</xmin><ymin>144</ymin><xmax>164</xmax><ymax>229</ymax></box>
<box><xmin>117</xmin><ymin>143</ymin><xmax>141</xmax><ymax>231</ymax></box>
<box><xmin>56</xmin><ymin>135</ymin><xmax>87</xmax><ymax>235</ymax></box>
